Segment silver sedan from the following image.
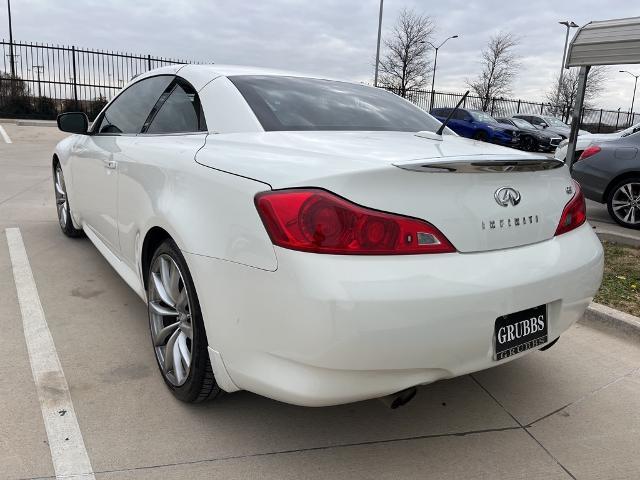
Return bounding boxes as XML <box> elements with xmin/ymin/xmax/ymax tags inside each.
<box><xmin>572</xmin><ymin>131</ymin><xmax>640</xmax><ymax>229</ymax></box>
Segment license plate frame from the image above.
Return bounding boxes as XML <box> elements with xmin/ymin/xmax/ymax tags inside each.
<box><xmin>494</xmin><ymin>304</ymin><xmax>548</xmax><ymax>361</ymax></box>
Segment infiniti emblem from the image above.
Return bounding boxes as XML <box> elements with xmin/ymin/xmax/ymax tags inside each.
<box><xmin>494</xmin><ymin>187</ymin><xmax>521</xmax><ymax>207</ymax></box>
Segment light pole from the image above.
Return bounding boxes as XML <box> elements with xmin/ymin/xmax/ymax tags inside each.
<box><xmin>620</xmin><ymin>70</ymin><xmax>639</xmax><ymax>123</ymax></box>
<box><xmin>427</xmin><ymin>35</ymin><xmax>458</xmax><ymax>111</ymax></box>
<box><xmin>556</xmin><ymin>21</ymin><xmax>579</xmax><ymax>111</ymax></box>
<box><xmin>6</xmin><ymin>0</ymin><xmax>15</xmax><ymax>77</ymax></box>
<box><xmin>373</xmin><ymin>0</ymin><xmax>384</xmax><ymax>87</ymax></box>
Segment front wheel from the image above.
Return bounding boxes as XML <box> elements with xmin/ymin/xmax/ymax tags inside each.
<box><xmin>53</xmin><ymin>162</ymin><xmax>83</xmax><ymax>237</ymax></box>
<box><xmin>606</xmin><ymin>177</ymin><xmax>640</xmax><ymax>229</ymax></box>
<box><xmin>147</xmin><ymin>239</ymin><xmax>222</xmax><ymax>402</ymax></box>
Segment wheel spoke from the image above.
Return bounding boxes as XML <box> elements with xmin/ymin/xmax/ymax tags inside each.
<box><xmin>153</xmin><ymin>321</ymin><xmax>179</xmax><ymax>346</ymax></box>
<box><xmin>172</xmin><ymin>332</ymin><xmax>186</xmax><ymax>383</ymax></box>
<box><xmin>612</xmin><ymin>200</ymin><xmax>632</xmax><ymax>211</ymax></box>
<box><xmin>175</xmin><ymin>288</ymin><xmax>188</xmax><ymax>314</ymax></box>
<box><xmin>164</xmin><ymin>328</ymin><xmax>180</xmax><ymax>373</ymax></box>
<box><xmin>60</xmin><ymin>205</ymin><xmax>68</xmax><ymax>226</ymax></box>
<box><xmin>152</xmin><ymin>272</ymin><xmax>174</xmax><ymax>307</ymax></box>
<box><xmin>624</xmin><ymin>207</ymin><xmax>635</xmax><ymax>223</ymax></box>
<box><xmin>181</xmin><ymin>320</ymin><xmax>193</xmax><ymax>340</ymax></box>
<box><xmin>621</xmin><ymin>184</ymin><xmax>634</xmax><ymax>200</ymax></box>
<box><xmin>177</xmin><ymin>332</ymin><xmax>191</xmax><ymax>369</ymax></box>
<box><xmin>149</xmin><ymin>301</ymin><xmax>178</xmax><ymax>316</ymax></box>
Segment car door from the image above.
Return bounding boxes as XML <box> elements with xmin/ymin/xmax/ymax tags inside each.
<box><xmin>455</xmin><ymin>110</ymin><xmax>476</xmax><ymax>138</ymax></box>
<box><xmin>115</xmin><ymin>76</ymin><xmax>209</xmax><ymax>272</ymax></box>
<box><xmin>70</xmin><ymin>75</ymin><xmax>173</xmax><ymax>254</ymax></box>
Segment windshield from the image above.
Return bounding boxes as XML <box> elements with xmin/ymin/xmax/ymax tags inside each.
<box><xmin>470</xmin><ymin>111</ymin><xmax>498</xmax><ymax>124</ymax></box>
<box><xmin>229</xmin><ymin>75</ymin><xmax>443</xmax><ymax>132</ymax></box>
<box><xmin>621</xmin><ymin>122</ymin><xmax>640</xmax><ymax>137</ymax></box>
<box><xmin>511</xmin><ymin>118</ymin><xmax>535</xmax><ymax>129</ymax></box>
<box><xmin>543</xmin><ymin>116</ymin><xmax>568</xmax><ymax>127</ymax></box>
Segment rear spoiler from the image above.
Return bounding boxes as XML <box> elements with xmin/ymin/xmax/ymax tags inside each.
<box><xmin>394</xmin><ymin>156</ymin><xmax>564</xmax><ymax>173</ymax></box>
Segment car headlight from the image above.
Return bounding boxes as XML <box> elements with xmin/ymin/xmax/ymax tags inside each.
<box><xmin>558</xmin><ymin>139</ymin><xmax>569</xmax><ymax>149</ymax></box>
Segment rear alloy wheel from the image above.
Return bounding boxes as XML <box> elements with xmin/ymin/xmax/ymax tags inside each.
<box><xmin>607</xmin><ymin>178</ymin><xmax>640</xmax><ymax>229</ymax></box>
<box><xmin>473</xmin><ymin>131</ymin><xmax>488</xmax><ymax>142</ymax></box>
<box><xmin>53</xmin><ymin>163</ymin><xmax>83</xmax><ymax>237</ymax></box>
<box><xmin>147</xmin><ymin>239</ymin><xmax>222</xmax><ymax>402</ymax></box>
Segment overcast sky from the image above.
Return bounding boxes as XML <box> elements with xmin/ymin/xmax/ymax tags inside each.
<box><xmin>1</xmin><ymin>0</ymin><xmax>638</xmax><ymax>110</ymax></box>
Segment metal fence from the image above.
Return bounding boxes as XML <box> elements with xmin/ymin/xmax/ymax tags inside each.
<box><xmin>2</xmin><ymin>39</ymin><xmax>639</xmax><ymax>133</ymax></box>
<box><xmin>0</xmin><ymin>40</ymin><xmax>196</xmax><ymax>120</ymax></box>
<box><xmin>387</xmin><ymin>87</ymin><xmax>640</xmax><ymax>134</ymax></box>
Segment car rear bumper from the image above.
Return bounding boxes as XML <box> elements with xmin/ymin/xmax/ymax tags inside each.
<box><xmin>185</xmin><ymin>223</ymin><xmax>603</xmax><ymax>406</ymax></box>
<box><xmin>571</xmin><ymin>160</ymin><xmax>610</xmax><ymax>203</ymax></box>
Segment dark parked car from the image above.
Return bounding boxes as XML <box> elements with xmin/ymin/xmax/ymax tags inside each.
<box><xmin>431</xmin><ymin>108</ymin><xmax>520</xmax><ymax>147</ymax></box>
<box><xmin>571</xmin><ymin>131</ymin><xmax>640</xmax><ymax>229</ymax></box>
<box><xmin>512</xmin><ymin>114</ymin><xmax>589</xmax><ymax>139</ymax></box>
<box><xmin>497</xmin><ymin>117</ymin><xmax>562</xmax><ymax>152</ymax></box>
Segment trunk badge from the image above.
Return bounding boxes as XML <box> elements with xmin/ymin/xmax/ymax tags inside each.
<box><xmin>494</xmin><ymin>187</ymin><xmax>521</xmax><ymax>207</ymax></box>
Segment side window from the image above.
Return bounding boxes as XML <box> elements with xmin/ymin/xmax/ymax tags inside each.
<box><xmin>146</xmin><ymin>80</ymin><xmax>207</xmax><ymax>134</ymax></box>
<box><xmin>96</xmin><ymin>76</ymin><xmax>173</xmax><ymax>134</ymax></box>
<box><xmin>452</xmin><ymin>110</ymin><xmax>466</xmax><ymax>121</ymax></box>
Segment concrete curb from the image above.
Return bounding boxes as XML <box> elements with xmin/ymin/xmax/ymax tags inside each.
<box><xmin>16</xmin><ymin>119</ymin><xmax>57</xmax><ymax>127</ymax></box>
<box><xmin>0</xmin><ymin>118</ymin><xmax>57</xmax><ymax>127</ymax></box>
<box><xmin>580</xmin><ymin>302</ymin><xmax>640</xmax><ymax>341</ymax></box>
<box><xmin>595</xmin><ymin>230</ymin><xmax>640</xmax><ymax>248</ymax></box>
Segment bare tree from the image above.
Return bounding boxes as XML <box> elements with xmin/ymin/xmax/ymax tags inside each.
<box><xmin>467</xmin><ymin>32</ymin><xmax>520</xmax><ymax>111</ymax></box>
<box><xmin>546</xmin><ymin>67</ymin><xmax>607</xmax><ymax>120</ymax></box>
<box><xmin>378</xmin><ymin>8</ymin><xmax>435</xmax><ymax>97</ymax></box>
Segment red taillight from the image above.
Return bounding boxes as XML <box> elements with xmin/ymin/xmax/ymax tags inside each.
<box><xmin>578</xmin><ymin>145</ymin><xmax>601</xmax><ymax>161</ymax></box>
<box><xmin>255</xmin><ymin>189</ymin><xmax>456</xmax><ymax>255</ymax></box>
<box><xmin>554</xmin><ymin>181</ymin><xmax>586</xmax><ymax>236</ymax></box>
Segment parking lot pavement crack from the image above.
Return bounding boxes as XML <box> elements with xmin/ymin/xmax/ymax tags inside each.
<box><xmin>470</xmin><ymin>374</ymin><xmax>577</xmax><ymax>480</ymax></box>
<box><xmin>525</xmin><ymin>364</ymin><xmax>640</xmax><ymax>428</ymax></box>
<box><xmin>26</xmin><ymin>426</ymin><xmax>524</xmax><ymax>478</ymax></box>
<box><xmin>0</xmin><ymin>176</ymin><xmax>50</xmax><ymax>207</ymax></box>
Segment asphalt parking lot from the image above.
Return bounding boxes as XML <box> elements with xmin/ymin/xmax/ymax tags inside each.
<box><xmin>1</xmin><ymin>122</ymin><xmax>639</xmax><ymax>480</ymax></box>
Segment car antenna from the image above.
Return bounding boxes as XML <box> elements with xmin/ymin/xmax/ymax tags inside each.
<box><xmin>436</xmin><ymin>90</ymin><xmax>470</xmax><ymax>136</ymax></box>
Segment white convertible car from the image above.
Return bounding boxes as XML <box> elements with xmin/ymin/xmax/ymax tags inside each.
<box><xmin>53</xmin><ymin>65</ymin><xmax>603</xmax><ymax>408</ymax></box>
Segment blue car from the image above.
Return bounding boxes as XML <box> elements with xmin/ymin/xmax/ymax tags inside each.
<box><xmin>431</xmin><ymin>108</ymin><xmax>520</xmax><ymax>147</ymax></box>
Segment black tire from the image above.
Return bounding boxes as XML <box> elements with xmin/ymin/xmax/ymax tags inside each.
<box><xmin>53</xmin><ymin>161</ymin><xmax>84</xmax><ymax>238</ymax></box>
<box><xmin>606</xmin><ymin>177</ymin><xmax>640</xmax><ymax>230</ymax></box>
<box><xmin>473</xmin><ymin>130</ymin><xmax>488</xmax><ymax>142</ymax></box>
<box><xmin>147</xmin><ymin>239</ymin><xmax>222</xmax><ymax>403</ymax></box>
<box><xmin>521</xmin><ymin>136</ymin><xmax>537</xmax><ymax>152</ymax></box>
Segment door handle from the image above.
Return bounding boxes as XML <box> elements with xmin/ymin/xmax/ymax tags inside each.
<box><xmin>106</xmin><ymin>160</ymin><xmax>117</xmax><ymax>170</ymax></box>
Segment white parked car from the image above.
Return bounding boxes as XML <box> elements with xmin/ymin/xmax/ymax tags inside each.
<box><xmin>53</xmin><ymin>65</ymin><xmax>604</xmax><ymax>407</ymax></box>
<box><xmin>555</xmin><ymin>122</ymin><xmax>640</xmax><ymax>161</ymax></box>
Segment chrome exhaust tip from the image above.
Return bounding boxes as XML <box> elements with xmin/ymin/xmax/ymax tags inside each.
<box><xmin>379</xmin><ymin>387</ymin><xmax>418</xmax><ymax>409</ymax></box>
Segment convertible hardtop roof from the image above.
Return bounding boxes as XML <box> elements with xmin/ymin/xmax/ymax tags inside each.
<box><xmin>131</xmin><ymin>64</ymin><xmax>340</xmax><ymax>91</ymax></box>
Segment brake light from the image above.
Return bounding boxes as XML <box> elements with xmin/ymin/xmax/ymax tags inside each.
<box><xmin>578</xmin><ymin>145</ymin><xmax>601</xmax><ymax>161</ymax></box>
<box><xmin>554</xmin><ymin>181</ymin><xmax>586</xmax><ymax>236</ymax></box>
<box><xmin>255</xmin><ymin>189</ymin><xmax>455</xmax><ymax>254</ymax></box>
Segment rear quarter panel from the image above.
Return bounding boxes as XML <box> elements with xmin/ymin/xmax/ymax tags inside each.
<box><xmin>116</xmin><ymin>134</ymin><xmax>277</xmax><ymax>278</ymax></box>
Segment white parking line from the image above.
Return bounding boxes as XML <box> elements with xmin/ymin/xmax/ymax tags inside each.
<box><xmin>5</xmin><ymin>228</ymin><xmax>95</xmax><ymax>480</ymax></box>
<box><xmin>0</xmin><ymin>124</ymin><xmax>12</xmax><ymax>143</ymax></box>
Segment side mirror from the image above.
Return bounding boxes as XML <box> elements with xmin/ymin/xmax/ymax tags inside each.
<box><xmin>540</xmin><ymin>123</ymin><xmax>548</xmax><ymax>129</ymax></box>
<box><xmin>57</xmin><ymin>112</ymin><xmax>89</xmax><ymax>134</ymax></box>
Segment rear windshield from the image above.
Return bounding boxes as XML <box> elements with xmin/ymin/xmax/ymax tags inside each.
<box><xmin>229</xmin><ymin>75</ymin><xmax>443</xmax><ymax>133</ymax></box>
